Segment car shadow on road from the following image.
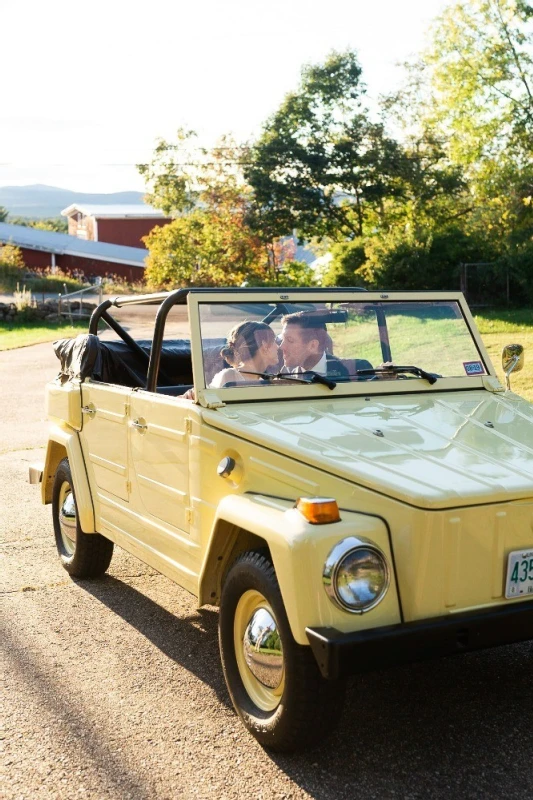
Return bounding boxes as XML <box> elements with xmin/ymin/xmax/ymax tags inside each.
<box><xmin>267</xmin><ymin>641</ymin><xmax>533</xmax><ymax>798</ymax></box>
<box><xmin>78</xmin><ymin>574</ymin><xmax>231</xmax><ymax>707</ymax></box>
<box><xmin>76</xmin><ymin>574</ymin><xmax>533</xmax><ymax>797</ymax></box>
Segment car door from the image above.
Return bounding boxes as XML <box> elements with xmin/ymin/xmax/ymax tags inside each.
<box><xmin>127</xmin><ymin>389</ymin><xmax>198</xmax><ymax>590</ymax></box>
<box><xmin>79</xmin><ymin>381</ymin><xmax>132</xmax><ymax>528</ymax></box>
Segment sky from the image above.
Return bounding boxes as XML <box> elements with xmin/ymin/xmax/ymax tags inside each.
<box><xmin>0</xmin><ymin>0</ymin><xmax>449</xmax><ymax>194</ymax></box>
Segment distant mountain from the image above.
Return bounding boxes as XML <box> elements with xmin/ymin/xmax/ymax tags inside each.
<box><xmin>0</xmin><ymin>184</ymin><xmax>146</xmax><ymax>218</ymax></box>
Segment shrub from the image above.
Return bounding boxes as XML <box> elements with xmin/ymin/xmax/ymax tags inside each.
<box><xmin>244</xmin><ymin>259</ymin><xmax>317</xmax><ymax>287</ymax></box>
<box><xmin>500</xmin><ymin>242</ymin><xmax>533</xmax><ymax>305</ymax></box>
<box><xmin>0</xmin><ymin>245</ymin><xmax>25</xmax><ymax>291</ymax></box>
<box><xmin>29</xmin><ymin>271</ymin><xmax>85</xmax><ymax>293</ymax></box>
<box><xmin>322</xmin><ymin>240</ymin><xmax>367</xmax><ymax>287</ymax></box>
<box><xmin>102</xmin><ymin>275</ymin><xmax>147</xmax><ymax>294</ymax></box>
<box><xmin>358</xmin><ymin>227</ymin><xmax>497</xmax><ymax>292</ymax></box>
<box><xmin>0</xmin><ymin>244</ymin><xmax>25</xmax><ymax>269</ymax></box>
<box><xmin>13</xmin><ymin>284</ymin><xmax>33</xmax><ymax>311</ymax></box>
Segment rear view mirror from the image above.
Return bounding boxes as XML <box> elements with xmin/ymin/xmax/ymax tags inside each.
<box><xmin>502</xmin><ymin>343</ymin><xmax>524</xmax><ymax>390</ymax></box>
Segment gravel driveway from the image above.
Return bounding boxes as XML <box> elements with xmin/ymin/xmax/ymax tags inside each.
<box><xmin>2</xmin><ymin>340</ymin><xmax>533</xmax><ymax>799</ymax></box>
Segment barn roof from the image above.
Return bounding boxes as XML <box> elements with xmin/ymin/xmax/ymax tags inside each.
<box><xmin>61</xmin><ymin>203</ymin><xmax>167</xmax><ymax>219</ymax></box>
<box><xmin>0</xmin><ymin>223</ymin><xmax>147</xmax><ymax>268</ymax></box>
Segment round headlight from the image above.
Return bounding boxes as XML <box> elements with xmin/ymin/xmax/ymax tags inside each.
<box><xmin>323</xmin><ymin>537</ymin><xmax>389</xmax><ymax>613</ymax></box>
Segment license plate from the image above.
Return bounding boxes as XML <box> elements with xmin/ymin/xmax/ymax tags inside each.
<box><xmin>505</xmin><ymin>550</ymin><xmax>533</xmax><ymax>599</ymax></box>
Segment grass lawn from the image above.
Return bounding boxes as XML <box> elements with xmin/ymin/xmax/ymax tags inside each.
<box><xmin>333</xmin><ymin>305</ymin><xmax>533</xmax><ymax>402</ymax></box>
<box><xmin>473</xmin><ymin>311</ymin><xmax>533</xmax><ymax>402</ymax></box>
<box><xmin>0</xmin><ymin>320</ymin><xmax>89</xmax><ymax>351</ymax></box>
<box><xmin>1</xmin><ymin>307</ymin><xmax>533</xmax><ymax>403</ymax></box>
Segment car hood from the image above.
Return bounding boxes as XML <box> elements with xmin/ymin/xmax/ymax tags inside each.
<box><xmin>204</xmin><ymin>390</ymin><xmax>533</xmax><ymax>509</ymax></box>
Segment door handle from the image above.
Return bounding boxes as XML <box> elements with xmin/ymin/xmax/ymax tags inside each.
<box><xmin>131</xmin><ymin>419</ymin><xmax>147</xmax><ymax>432</ymax></box>
<box><xmin>81</xmin><ymin>404</ymin><xmax>96</xmax><ymax>417</ymax></box>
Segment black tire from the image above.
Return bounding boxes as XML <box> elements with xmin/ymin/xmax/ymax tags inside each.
<box><xmin>219</xmin><ymin>550</ymin><xmax>346</xmax><ymax>752</ymax></box>
<box><xmin>52</xmin><ymin>458</ymin><xmax>113</xmax><ymax>578</ymax></box>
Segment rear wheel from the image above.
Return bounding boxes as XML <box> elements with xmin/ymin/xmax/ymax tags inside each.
<box><xmin>219</xmin><ymin>550</ymin><xmax>346</xmax><ymax>752</ymax></box>
<box><xmin>52</xmin><ymin>458</ymin><xmax>113</xmax><ymax>578</ymax></box>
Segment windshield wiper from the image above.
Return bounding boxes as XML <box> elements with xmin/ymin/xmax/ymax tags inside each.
<box><xmin>242</xmin><ymin>370</ymin><xmax>337</xmax><ymax>390</ymax></box>
<box><xmin>356</xmin><ymin>365</ymin><xmax>438</xmax><ymax>385</ymax></box>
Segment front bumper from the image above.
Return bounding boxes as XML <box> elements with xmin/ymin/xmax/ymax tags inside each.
<box><xmin>306</xmin><ymin>599</ymin><xmax>533</xmax><ymax>679</ymax></box>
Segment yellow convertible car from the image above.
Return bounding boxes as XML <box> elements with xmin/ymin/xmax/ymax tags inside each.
<box><xmin>32</xmin><ymin>288</ymin><xmax>532</xmax><ymax>752</ymax></box>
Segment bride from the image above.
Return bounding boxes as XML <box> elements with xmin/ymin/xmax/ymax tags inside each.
<box><xmin>210</xmin><ymin>321</ymin><xmax>280</xmax><ymax>387</ymax></box>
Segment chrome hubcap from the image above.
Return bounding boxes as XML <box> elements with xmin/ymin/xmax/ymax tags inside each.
<box><xmin>58</xmin><ymin>482</ymin><xmax>77</xmax><ymax>556</ymax></box>
<box><xmin>234</xmin><ymin>590</ymin><xmax>285</xmax><ymax>711</ymax></box>
<box><xmin>243</xmin><ymin>608</ymin><xmax>283</xmax><ymax>689</ymax></box>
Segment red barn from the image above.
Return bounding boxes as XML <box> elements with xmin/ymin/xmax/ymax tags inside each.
<box><xmin>0</xmin><ymin>222</ymin><xmax>147</xmax><ymax>280</ymax></box>
<box><xmin>61</xmin><ymin>204</ymin><xmax>171</xmax><ymax>248</ymax></box>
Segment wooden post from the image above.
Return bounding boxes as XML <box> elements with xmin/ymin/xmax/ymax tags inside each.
<box><xmin>459</xmin><ymin>263</ymin><xmax>468</xmax><ymax>299</ymax></box>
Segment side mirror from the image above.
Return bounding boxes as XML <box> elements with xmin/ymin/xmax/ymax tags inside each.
<box><xmin>502</xmin><ymin>343</ymin><xmax>524</xmax><ymax>390</ymax></box>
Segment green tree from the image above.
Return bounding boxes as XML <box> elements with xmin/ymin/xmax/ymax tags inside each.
<box><xmin>245</xmin><ymin>50</ymin><xmax>408</xmax><ymax>242</ymax></box>
<box><xmin>437</xmin><ymin>1</ymin><xmax>533</xmax><ymax>276</ymax></box>
<box><xmin>143</xmin><ymin>209</ymin><xmax>263</xmax><ymax>288</ymax></box>
<box><xmin>140</xmin><ymin>134</ymin><xmax>313</xmax><ymax>287</ymax></box>
<box><xmin>32</xmin><ymin>218</ymin><xmax>68</xmax><ymax>232</ymax></box>
<box><xmin>383</xmin><ymin>134</ymin><xmax>468</xmax><ymax>230</ymax></box>
<box><xmin>245</xmin><ymin>258</ymin><xmax>317</xmax><ymax>287</ymax></box>
<box><xmin>141</xmin><ymin>136</ymin><xmax>268</xmax><ymax>288</ymax></box>
<box><xmin>137</xmin><ymin>128</ymin><xmax>198</xmax><ymax>217</ymax></box>
<box><xmin>381</xmin><ymin>0</ymin><xmax>533</xmax><ymax>297</ymax></box>
<box><xmin>7</xmin><ymin>216</ymin><xmax>68</xmax><ymax>232</ymax></box>
<box><xmin>0</xmin><ymin>206</ymin><xmax>7</xmax><ymax>223</ymax></box>
<box><xmin>423</xmin><ymin>0</ymin><xmax>533</xmax><ymax>168</ymax></box>
<box><xmin>396</xmin><ymin>1</ymin><xmax>533</xmax><ymax>241</ymax></box>
<box><xmin>322</xmin><ymin>240</ymin><xmax>367</xmax><ymax>286</ymax></box>
<box><xmin>357</xmin><ymin>226</ymin><xmax>498</xmax><ymax>291</ymax></box>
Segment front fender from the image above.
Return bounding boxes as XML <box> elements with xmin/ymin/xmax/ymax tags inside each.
<box><xmin>199</xmin><ymin>494</ymin><xmax>401</xmax><ymax>644</ymax></box>
<box><xmin>42</xmin><ymin>423</ymin><xmax>95</xmax><ymax>533</ymax></box>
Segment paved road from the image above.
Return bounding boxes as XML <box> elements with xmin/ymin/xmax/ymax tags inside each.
<box><xmin>2</xmin><ymin>341</ymin><xmax>533</xmax><ymax>799</ymax></box>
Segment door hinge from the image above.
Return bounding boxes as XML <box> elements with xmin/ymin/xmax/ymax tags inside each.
<box><xmin>198</xmin><ymin>390</ymin><xmax>225</xmax><ymax>409</ymax></box>
<box><xmin>482</xmin><ymin>376</ymin><xmax>505</xmax><ymax>393</ymax></box>
<box><xmin>186</xmin><ymin>508</ymin><xmax>193</xmax><ymax>524</ymax></box>
<box><xmin>124</xmin><ymin>401</ymin><xmax>130</xmax><ymax>416</ymax></box>
<box><xmin>185</xmin><ymin>417</ymin><xmax>193</xmax><ymax>434</ymax></box>
<box><xmin>126</xmin><ymin>480</ymin><xmax>132</xmax><ymax>493</ymax></box>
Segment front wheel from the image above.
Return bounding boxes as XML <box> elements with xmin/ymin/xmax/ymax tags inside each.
<box><xmin>219</xmin><ymin>550</ymin><xmax>346</xmax><ymax>752</ymax></box>
<box><xmin>52</xmin><ymin>458</ymin><xmax>114</xmax><ymax>578</ymax></box>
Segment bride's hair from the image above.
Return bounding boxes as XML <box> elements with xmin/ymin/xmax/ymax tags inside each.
<box><xmin>221</xmin><ymin>321</ymin><xmax>274</xmax><ymax>368</ymax></box>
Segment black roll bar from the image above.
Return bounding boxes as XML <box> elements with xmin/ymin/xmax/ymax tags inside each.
<box><xmin>147</xmin><ymin>289</ymin><xmax>190</xmax><ymax>392</ymax></box>
<box><xmin>97</xmin><ymin>309</ymin><xmax>152</xmax><ymax>370</ymax></box>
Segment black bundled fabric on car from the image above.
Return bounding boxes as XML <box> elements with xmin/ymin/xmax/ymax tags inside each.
<box><xmin>53</xmin><ymin>335</ymin><xmax>194</xmax><ymax>388</ymax></box>
<box><xmin>53</xmin><ymin>334</ymin><xmax>101</xmax><ymax>383</ymax></box>
<box><xmin>53</xmin><ymin>334</ymin><xmax>146</xmax><ymax>387</ymax></box>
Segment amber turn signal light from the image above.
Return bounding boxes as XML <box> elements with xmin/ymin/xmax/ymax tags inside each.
<box><xmin>296</xmin><ymin>497</ymin><xmax>341</xmax><ymax>524</ymax></box>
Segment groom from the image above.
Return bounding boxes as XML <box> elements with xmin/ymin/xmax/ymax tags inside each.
<box><xmin>280</xmin><ymin>311</ymin><xmax>349</xmax><ymax>379</ymax></box>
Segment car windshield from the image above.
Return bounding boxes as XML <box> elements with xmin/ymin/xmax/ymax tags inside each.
<box><xmin>196</xmin><ymin>298</ymin><xmax>488</xmax><ymax>390</ymax></box>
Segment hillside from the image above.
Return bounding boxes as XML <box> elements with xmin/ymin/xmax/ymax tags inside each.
<box><xmin>0</xmin><ymin>184</ymin><xmax>145</xmax><ymax>218</ymax></box>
